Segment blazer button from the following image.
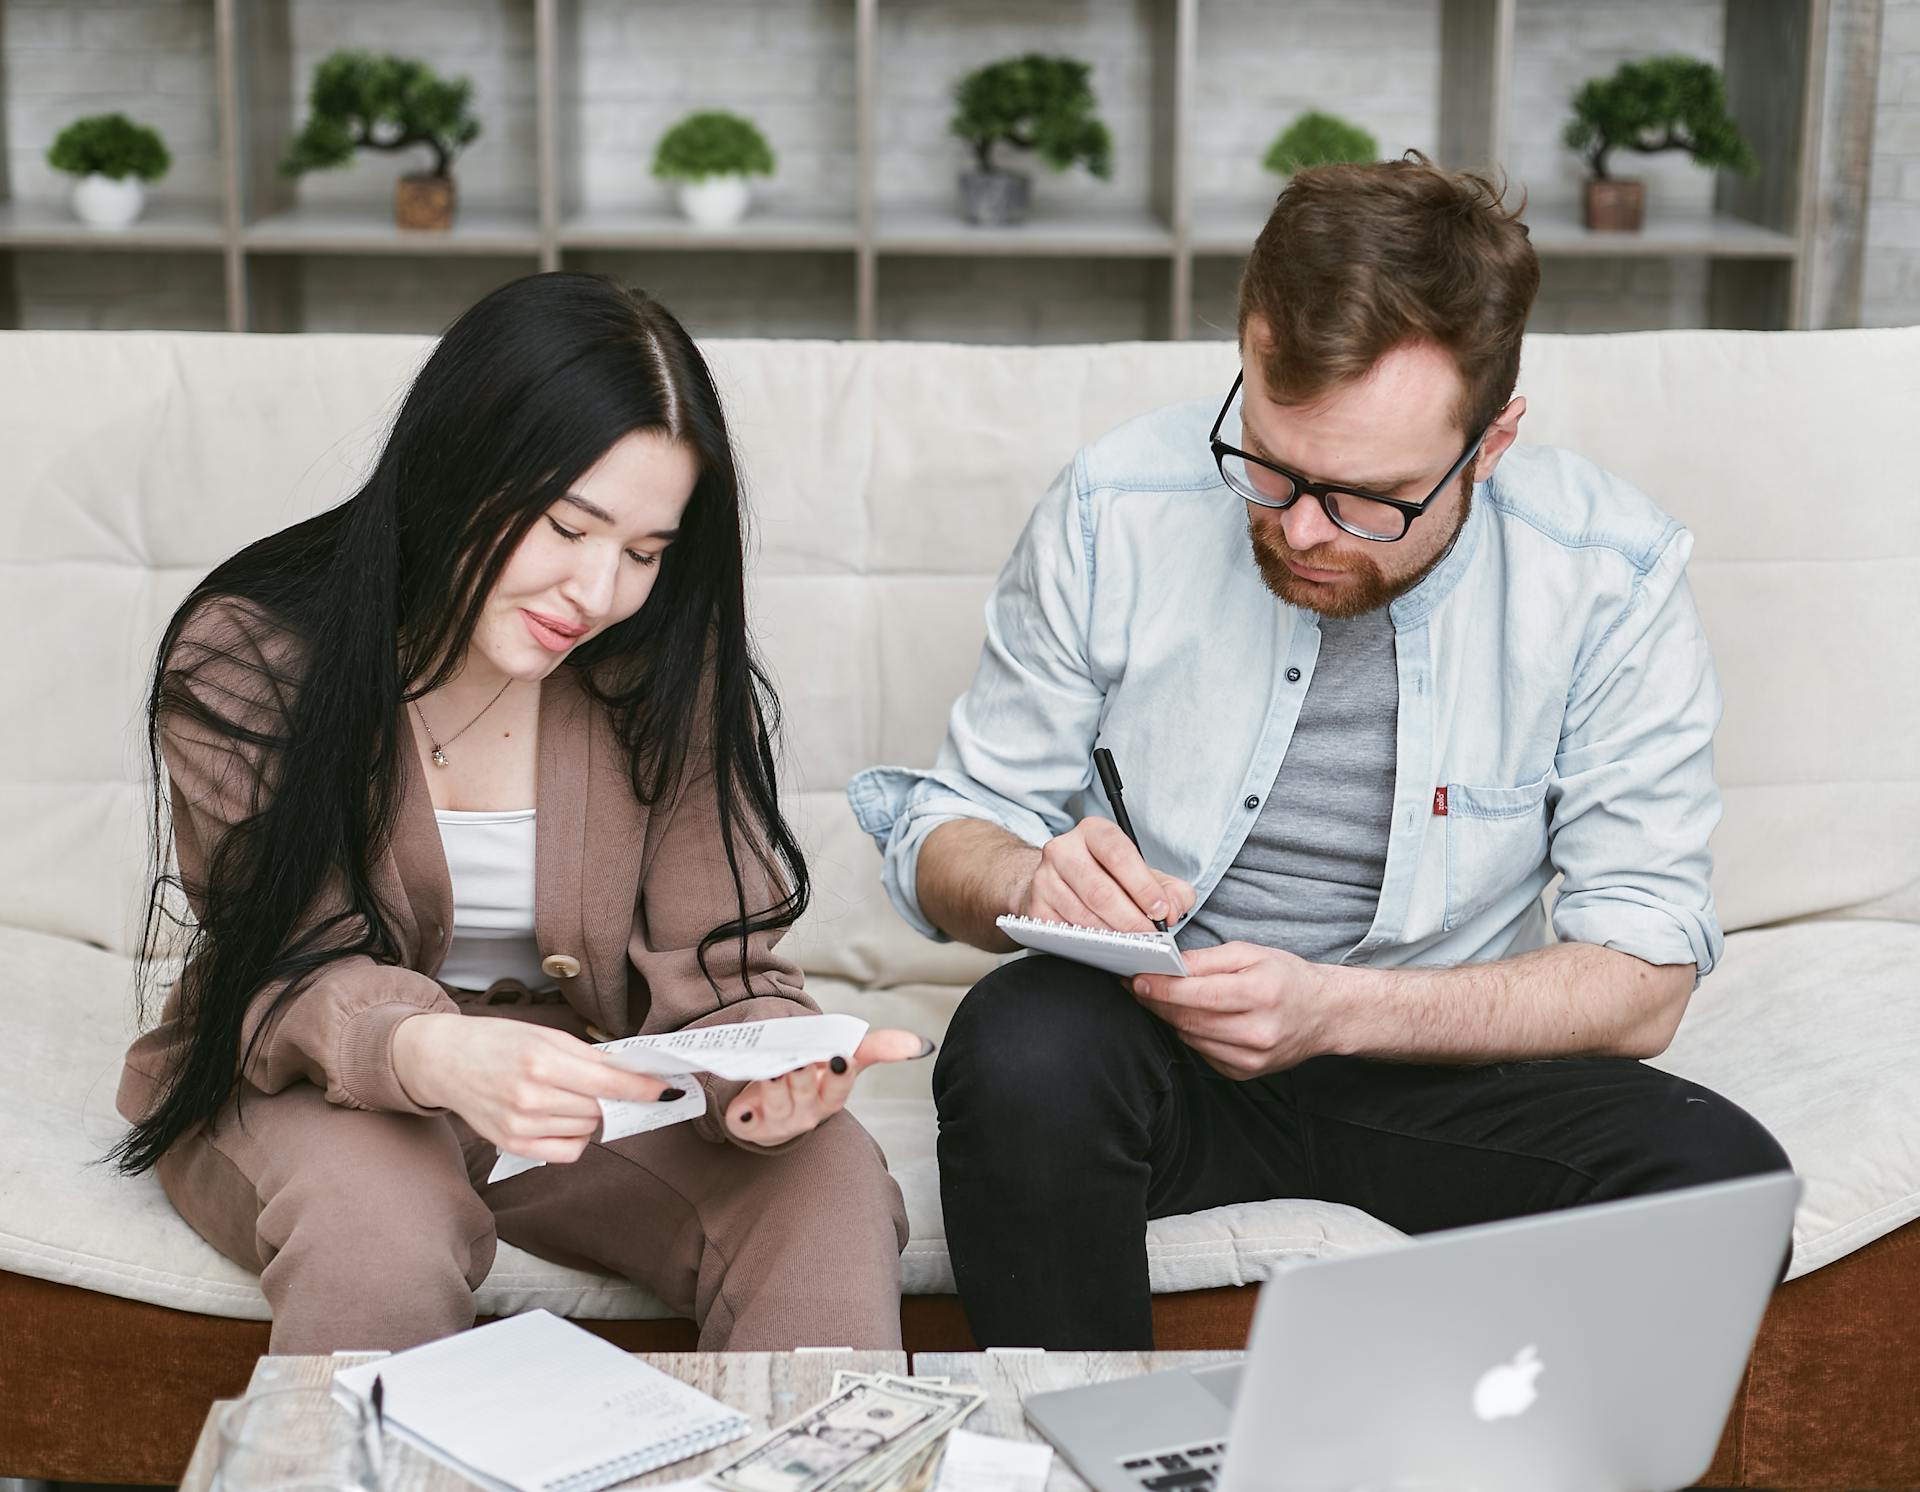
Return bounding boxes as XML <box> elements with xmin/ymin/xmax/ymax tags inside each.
<box><xmin>541</xmin><ymin>953</ymin><xmax>582</xmax><ymax>980</ymax></box>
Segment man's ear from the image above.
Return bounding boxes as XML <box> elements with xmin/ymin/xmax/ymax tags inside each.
<box><xmin>1471</xmin><ymin>394</ymin><xmax>1527</xmax><ymax>483</ymax></box>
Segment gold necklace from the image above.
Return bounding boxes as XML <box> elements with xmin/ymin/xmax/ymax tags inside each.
<box><xmin>412</xmin><ymin>679</ymin><xmax>512</xmax><ymax>768</ymax></box>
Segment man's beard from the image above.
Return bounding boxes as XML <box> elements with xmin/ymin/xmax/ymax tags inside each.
<box><xmin>1246</xmin><ymin>486</ymin><xmax>1471</xmax><ymax>620</ymax></box>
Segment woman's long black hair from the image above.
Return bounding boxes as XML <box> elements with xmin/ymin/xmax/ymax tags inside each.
<box><xmin>110</xmin><ymin>272</ymin><xmax>808</xmax><ymax>1175</ymax></box>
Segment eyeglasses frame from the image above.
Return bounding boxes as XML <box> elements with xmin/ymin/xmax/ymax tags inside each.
<box><xmin>1208</xmin><ymin>370</ymin><xmax>1492</xmax><ymax>542</ymax></box>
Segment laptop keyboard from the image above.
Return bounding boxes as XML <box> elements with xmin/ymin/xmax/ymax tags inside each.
<box><xmin>1119</xmin><ymin>1439</ymin><xmax>1229</xmax><ymax>1491</ymax></box>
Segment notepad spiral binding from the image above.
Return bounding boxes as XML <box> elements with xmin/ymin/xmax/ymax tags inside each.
<box><xmin>997</xmin><ymin>915</ymin><xmax>1175</xmax><ymax>944</ymax></box>
<box><xmin>541</xmin><ymin>1420</ymin><xmax>749</xmax><ymax>1492</ymax></box>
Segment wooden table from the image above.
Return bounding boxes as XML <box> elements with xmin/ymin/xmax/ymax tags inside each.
<box><xmin>176</xmin><ymin>1349</ymin><xmax>1244</xmax><ymax>1492</ymax></box>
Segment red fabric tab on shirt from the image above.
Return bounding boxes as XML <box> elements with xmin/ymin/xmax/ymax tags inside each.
<box><xmin>1433</xmin><ymin>786</ymin><xmax>1449</xmax><ymax>816</ymax></box>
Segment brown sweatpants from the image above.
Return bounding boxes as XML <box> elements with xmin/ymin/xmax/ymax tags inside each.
<box><xmin>156</xmin><ymin>984</ymin><xmax>909</xmax><ymax>1354</ymax></box>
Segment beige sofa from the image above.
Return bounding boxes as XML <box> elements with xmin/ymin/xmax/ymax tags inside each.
<box><xmin>2</xmin><ymin>328</ymin><xmax>1917</xmax><ymax>1486</ymax></box>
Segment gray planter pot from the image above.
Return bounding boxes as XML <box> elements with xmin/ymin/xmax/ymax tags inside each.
<box><xmin>959</xmin><ymin>168</ymin><xmax>1031</xmax><ymax>226</ymax></box>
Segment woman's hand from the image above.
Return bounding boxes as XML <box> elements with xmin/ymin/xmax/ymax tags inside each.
<box><xmin>724</xmin><ymin>1027</ymin><xmax>933</xmax><ymax>1145</ymax></box>
<box><xmin>393</xmin><ymin>1012</ymin><xmax>677</xmax><ymax>1164</ymax></box>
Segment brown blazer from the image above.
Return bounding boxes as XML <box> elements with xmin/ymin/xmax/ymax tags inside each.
<box><xmin>117</xmin><ymin>600</ymin><xmax>816</xmax><ymax>1150</ymax></box>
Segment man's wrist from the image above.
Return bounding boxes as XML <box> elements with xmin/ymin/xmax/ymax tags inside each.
<box><xmin>1305</xmin><ymin>960</ymin><xmax>1378</xmax><ymax>1061</ymax></box>
<box><xmin>1002</xmin><ymin>846</ymin><xmax>1040</xmax><ymax>918</ymax></box>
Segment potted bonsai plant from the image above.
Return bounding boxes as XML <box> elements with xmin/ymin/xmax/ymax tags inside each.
<box><xmin>1263</xmin><ymin>110</ymin><xmax>1377</xmax><ymax>178</ymax></box>
<box><xmin>949</xmin><ymin>53</ymin><xmax>1112</xmax><ymax>226</ymax></box>
<box><xmin>1563</xmin><ymin>54</ymin><xmax>1756</xmax><ymax>232</ymax></box>
<box><xmin>651</xmin><ymin>110</ymin><xmax>776</xmax><ymax>229</ymax></box>
<box><xmin>281</xmin><ymin>50</ymin><xmax>482</xmax><ymax>231</ymax></box>
<box><xmin>47</xmin><ymin>112</ymin><xmax>170</xmax><ymax>229</ymax></box>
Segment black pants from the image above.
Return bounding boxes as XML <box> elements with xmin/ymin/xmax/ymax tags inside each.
<box><xmin>933</xmin><ymin>954</ymin><xmax>1792</xmax><ymax>1349</ymax></box>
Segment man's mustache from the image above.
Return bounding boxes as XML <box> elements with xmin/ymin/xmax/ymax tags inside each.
<box><xmin>1251</xmin><ymin>527</ymin><xmax>1360</xmax><ymax>575</ymax></box>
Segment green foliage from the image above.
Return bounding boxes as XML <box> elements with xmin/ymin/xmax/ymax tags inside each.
<box><xmin>949</xmin><ymin>53</ymin><xmax>1112</xmax><ymax>179</ymax></box>
<box><xmin>651</xmin><ymin>111</ymin><xmax>777</xmax><ymax>182</ymax></box>
<box><xmin>1262</xmin><ymin>111</ymin><xmax>1378</xmax><ymax>176</ymax></box>
<box><xmin>46</xmin><ymin>112</ymin><xmax>170</xmax><ymax>182</ymax></box>
<box><xmin>280</xmin><ymin>51</ymin><xmax>481</xmax><ymax>181</ymax></box>
<box><xmin>1562</xmin><ymin>55</ymin><xmax>1756</xmax><ymax>181</ymax></box>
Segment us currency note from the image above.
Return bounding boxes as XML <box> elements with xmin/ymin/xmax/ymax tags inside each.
<box><xmin>706</xmin><ymin>1377</ymin><xmax>980</xmax><ymax>1492</ymax></box>
<box><xmin>808</xmin><ymin>1378</ymin><xmax>984</xmax><ymax>1492</ymax></box>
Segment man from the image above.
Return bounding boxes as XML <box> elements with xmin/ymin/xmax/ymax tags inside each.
<box><xmin>847</xmin><ymin>155</ymin><xmax>1790</xmax><ymax>1349</ymax></box>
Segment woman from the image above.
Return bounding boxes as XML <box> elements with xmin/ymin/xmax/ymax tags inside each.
<box><xmin>111</xmin><ymin>272</ymin><xmax>922</xmax><ymax>1353</ymax></box>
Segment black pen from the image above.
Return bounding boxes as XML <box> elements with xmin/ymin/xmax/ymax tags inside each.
<box><xmin>1093</xmin><ymin>747</ymin><xmax>1168</xmax><ymax>933</ymax></box>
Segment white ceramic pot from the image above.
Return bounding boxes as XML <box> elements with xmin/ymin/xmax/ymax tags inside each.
<box><xmin>676</xmin><ymin>174</ymin><xmax>751</xmax><ymax>229</ymax></box>
<box><xmin>71</xmin><ymin>173</ymin><xmax>146</xmax><ymax>229</ymax></box>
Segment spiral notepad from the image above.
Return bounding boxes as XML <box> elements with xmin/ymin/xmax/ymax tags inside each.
<box><xmin>997</xmin><ymin>914</ymin><xmax>1189</xmax><ymax>977</ymax></box>
<box><xmin>332</xmin><ymin>1309</ymin><xmax>749</xmax><ymax>1492</ymax></box>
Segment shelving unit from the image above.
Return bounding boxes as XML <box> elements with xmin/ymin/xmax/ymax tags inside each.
<box><xmin>0</xmin><ymin>0</ymin><xmax>1830</xmax><ymax>337</ymax></box>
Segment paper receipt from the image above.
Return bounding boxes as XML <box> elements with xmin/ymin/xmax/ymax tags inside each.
<box><xmin>486</xmin><ymin>1013</ymin><xmax>869</xmax><ymax>1184</ymax></box>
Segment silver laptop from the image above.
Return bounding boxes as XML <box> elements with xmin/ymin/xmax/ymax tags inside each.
<box><xmin>1024</xmin><ymin>1173</ymin><xmax>1799</xmax><ymax>1492</ymax></box>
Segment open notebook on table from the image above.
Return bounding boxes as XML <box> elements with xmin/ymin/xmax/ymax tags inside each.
<box><xmin>331</xmin><ymin>1310</ymin><xmax>750</xmax><ymax>1492</ymax></box>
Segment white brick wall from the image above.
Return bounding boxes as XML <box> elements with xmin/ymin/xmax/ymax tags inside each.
<box><xmin>1191</xmin><ymin>0</ymin><xmax>1441</xmax><ymax>213</ymax></box>
<box><xmin>1864</xmin><ymin>0</ymin><xmax>1920</xmax><ymax>323</ymax></box>
<box><xmin>284</xmin><ymin>1</ymin><xmax>539</xmax><ymax>212</ymax></box>
<box><xmin>570</xmin><ymin>0</ymin><xmax>857</xmax><ymax>218</ymax></box>
<box><xmin>3</xmin><ymin>0</ymin><xmax>222</xmax><ymax>205</ymax></box>
<box><xmin>3</xmin><ymin>0</ymin><xmax>1916</xmax><ymax>337</ymax></box>
<box><xmin>1507</xmin><ymin>0</ymin><xmax>1724</xmax><ymax>222</ymax></box>
<box><xmin>873</xmin><ymin>0</ymin><xmax>1161</xmax><ymax>216</ymax></box>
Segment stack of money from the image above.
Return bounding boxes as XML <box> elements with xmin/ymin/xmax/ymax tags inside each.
<box><xmin>705</xmin><ymin>1372</ymin><xmax>986</xmax><ymax>1492</ymax></box>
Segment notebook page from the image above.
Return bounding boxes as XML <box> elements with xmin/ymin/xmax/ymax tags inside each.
<box><xmin>334</xmin><ymin>1311</ymin><xmax>746</xmax><ymax>1492</ymax></box>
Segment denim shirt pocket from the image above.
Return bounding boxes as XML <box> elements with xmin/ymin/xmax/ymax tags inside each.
<box><xmin>1442</xmin><ymin>773</ymin><xmax>1552</xmax><ymax>931</ymax></box>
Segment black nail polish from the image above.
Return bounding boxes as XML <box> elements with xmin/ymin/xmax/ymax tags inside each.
<box><xmin>658</xmin><ymin>1087</ymin><xmax>686</xmax><ymax>1102</ymax></box>
<box><xmin>830</xmin><ymin>1055</ymin><xmax>848</xmax><ymax>1074</ymax></box>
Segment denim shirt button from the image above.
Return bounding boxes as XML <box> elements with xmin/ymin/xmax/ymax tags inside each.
<box><xmin>1244</xmin><ymin>795</ymin><xmax>1260</xmax><ymax>810</ymax></box>
<box><xmin>1286</xmin><ymin>667</ymin><xmax>1302</xmax><ymax>683</ymax></box>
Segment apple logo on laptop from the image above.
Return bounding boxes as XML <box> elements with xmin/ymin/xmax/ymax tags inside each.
<box><xmin>1472</xmin><ymin>1345</ymin><xmax>1544</xmax><ymax>1422</ymax></box>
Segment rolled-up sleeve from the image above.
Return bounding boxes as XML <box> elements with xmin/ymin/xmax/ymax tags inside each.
<box><xmin>1548</xmin><ymin>528</ymin><xmax>1727</xmax><ymax>983</ymax></box>
<box><xmin>847</xmin><ymin>456</ymin><xmax>1108</xmax><ymax>941</ymax></box>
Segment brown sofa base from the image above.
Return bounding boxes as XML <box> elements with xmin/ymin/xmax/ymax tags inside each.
<box><xmin>4</xmin><ymin>1221</ymin><xmax>1915</xmax><ymax>1488</ymax></box>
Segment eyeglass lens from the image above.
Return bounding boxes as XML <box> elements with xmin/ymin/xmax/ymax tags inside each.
<box><xmin>1216</xmin><ymin>451</ymin><xmax>1406</xmax><ymax>539</ymax></box>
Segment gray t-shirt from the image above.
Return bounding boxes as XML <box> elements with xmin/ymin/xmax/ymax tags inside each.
<box><xmin>1180</xmin><ymin>606</ymin><xmax>1399</xmax><ymax>965</ymax></box>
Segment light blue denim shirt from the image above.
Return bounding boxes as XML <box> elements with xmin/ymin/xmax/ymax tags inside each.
<box><xmin>847</xmin><ymin>396</ymin><xmax>1725</xmax><ymax>983</ymax></box>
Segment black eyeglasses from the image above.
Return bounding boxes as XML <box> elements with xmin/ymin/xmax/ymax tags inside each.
<box><xmin>1208</xmin><ymin>371</ymin><xmax>1490</xmax><ymax>542</ymax></box>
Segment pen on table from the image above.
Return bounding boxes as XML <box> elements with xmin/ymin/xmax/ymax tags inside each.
<box><xmin>1092</xmin><ymin>746</ymin><xmax>1168</xmax><ymax>933</ymax></box>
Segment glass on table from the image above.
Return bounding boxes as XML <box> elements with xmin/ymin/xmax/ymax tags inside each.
<box><xmin>213</xmin><ymin>1386</ymin><xmax>381</xmax><ymax>1492</ymax></box>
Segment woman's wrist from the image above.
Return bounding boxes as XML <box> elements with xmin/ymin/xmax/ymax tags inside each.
<box><xmin>391</xmin><ymin>1010</ymin><xmax>459</xmax><ymax>1109</ymax></box>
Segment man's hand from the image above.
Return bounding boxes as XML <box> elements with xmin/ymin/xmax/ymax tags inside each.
<box><xmin>725</xmin><ymin>1027</ymin><xmax>933</xmax><ymax>1144</ymax></box>
<box><xmin>392</xmin><ymin>1012</ymin><xmax>676</xmax><ymax>1164</ymax></box>
<box><xmin>1130</xmin><ymin>942</ymin><xmax>1332</xmax><ymax>1079</ymax></box>
<box><xmin>1021</xmin><ymin>816</ymin><xmax>1197</xmax><ymax>933</ymax></box>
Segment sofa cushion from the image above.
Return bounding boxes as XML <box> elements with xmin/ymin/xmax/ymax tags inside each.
<box><xmin>0</xmin><ymin>926</ymin><xmax>1405</xmax><ymax>1320</ymax></box>
<box><xmin>6</xmin><ymin>914</ymin><xmax>1917</xmax><ymax>1322</ymax></box>
<box><xmin>1649</xmin><ymin>917</ymin><xmax>1920</xmax><ymax>1275</ymax></box>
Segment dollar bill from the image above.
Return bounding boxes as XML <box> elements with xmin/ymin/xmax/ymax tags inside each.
<box><xmin>809</xmin><ymin>1378</ymin><xmax>984</xmax><ymax>1492</ymax></box>
<box><xmin>706</xmin><ymin>1377</ymin><xmax>981</xmax><ymax>1492</ymax></box>
<box><xmin>832</xmin><ymin>1372</ymin><xmax>949</xmax><ymax>1395</ymax></box>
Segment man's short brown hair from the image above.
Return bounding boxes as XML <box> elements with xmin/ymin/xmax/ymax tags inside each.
<box><xmin>1237</xmin><ymin>151</ymin><xmax>1540</xmax><ymax>440</ymax></box>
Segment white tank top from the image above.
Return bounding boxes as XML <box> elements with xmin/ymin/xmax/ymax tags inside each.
<box><xmin>433</xmin><ymin>807</ymin><xmax>555</xmax><ymax>992</ymax></box>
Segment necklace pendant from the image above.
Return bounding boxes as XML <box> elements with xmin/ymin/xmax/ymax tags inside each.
<box><xmin>431</xmin><ymin>747</ymin><xmax>450</xmax><ymax>768</ymax></box>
